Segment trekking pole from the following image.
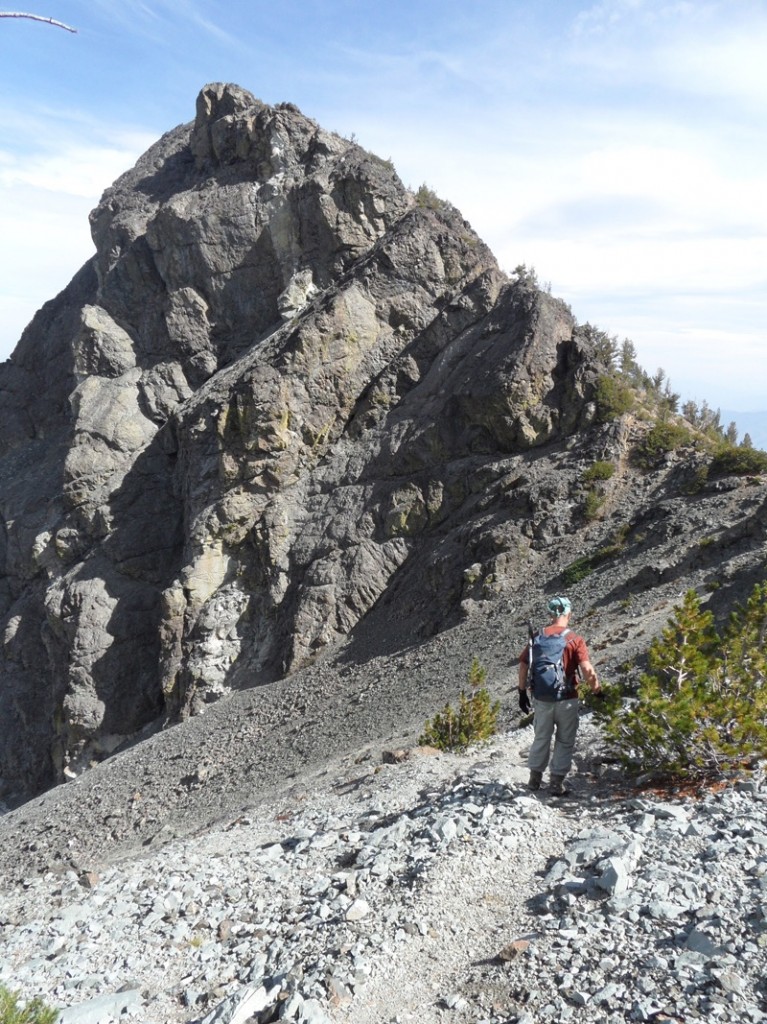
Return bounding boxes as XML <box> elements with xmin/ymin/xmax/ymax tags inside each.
<box><xmin>517</xmin><ymin>621</ymin><xmax>535</xmax><ymax>717</ymax></box>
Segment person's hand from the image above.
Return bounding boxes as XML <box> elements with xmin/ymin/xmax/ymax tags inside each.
<box><xmin>592</xmin><ymin>688</ymin><xmax>607</xmax><ymax>702</ymax></box>
<box><xmin>518</xmin><ymin>689</ymin><xmax>532</xmax><ymax>714</ymax></box>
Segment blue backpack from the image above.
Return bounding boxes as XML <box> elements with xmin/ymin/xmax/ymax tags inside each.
<box><xmin>529</xmin><ymin>628</ymin><xmax>577</xmax><ymax>702</ymax></box>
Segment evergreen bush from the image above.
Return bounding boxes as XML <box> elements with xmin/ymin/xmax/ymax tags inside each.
<box><xmin>583</xmin><ymin>460</ymin><xmax>616</xmax><ymax>483</ymax></box>
<box><xmin>583</xmin><ymin>488</ymin><xmax>605</xmax><ymax>521</ymax></box>
<box><xmin>0</xmin><ymin>986</ymin><xmax>58</xmax><ymax>1024</ymax></box>
<box><xmin>594</xmin><ymin>375</ymin><xmax>636</xmax><ymax>423</ymax></box>
<box><xmin>633</xmin><ymin>420</ymin><xmax>694</xmax><ymax>467</ymax></box>
<box><xmin>414</xmin><ymin>183</ymin><xmax>444</xmax><ymax>211</ymax></box>
<box><xmin>561</xmin><ymin>527</ymin><xmax>629</xmax><ymax>586</ymax></box>
<box><xmin>709</xmin><ymin>443</ymin><xmax>767</xmax><ymax>477</ymax></box>
<box><xmin>419</xmin><ymin>658</ymin><xmax>500</xmax><ymax>751</ymax></box>
<box><xmin>599</xmin><ymin>584</ymin><xmax>767</xmax><ymax>781</ymax></box>
<box><xmin>561</xmin><ymin>555</ymin><xmax>595</xmax><ymax>586</ymax></box>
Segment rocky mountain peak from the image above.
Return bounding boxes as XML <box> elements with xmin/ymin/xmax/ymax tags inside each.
<box><xmin>0</xmin><ymin>85</ymin><xmax>764</xmax><ymax>812</ymax></box>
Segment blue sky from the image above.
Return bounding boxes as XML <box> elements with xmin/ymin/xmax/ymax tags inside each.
<box><xmin>1</xmin><ymin>0</ymin><xmax>766</xmax><ymax>423</ymax></box>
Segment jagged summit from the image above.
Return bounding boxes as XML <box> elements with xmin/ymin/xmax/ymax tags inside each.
<box><xmin>0</xmin><ymin>84</ymin><xmax>764</xmax><ymax>809</ymax></box>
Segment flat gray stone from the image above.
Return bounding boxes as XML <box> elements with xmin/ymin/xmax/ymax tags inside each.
<box><xmin>685</xmin><ymin>927</ymin><xmax>722</xmax><ymax>957</ymax></box>
<box><xmin>58</xmin><ymin>989</ymin><xmax>142</xmax><ymax>1024</ymax></box>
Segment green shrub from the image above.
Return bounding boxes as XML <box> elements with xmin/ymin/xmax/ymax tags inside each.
<box><xmin>683</xmin><ymin>464</ymin><xmax>709</xmax><ymax>494</ymax></box>
<box><xmin>561</xmin><ymin>526</ymin><xmax>629</xmax><ymax>586</ymax></box>
<box><xmin>583</xmin><ymin>460</ymin><xmax>615</xmax><ymax>483</ymax></box>
<box><xmin>633</xmin><ymin>420</ymin><xmax>694</xmax><ymax>467</ymax></box>
<box><xmin>419</xmin><ymin>658</ymin><xmax>500</xmax><ymax>751</ymax></box>
<box><xmin>709</xmin><ymin>443</ymin><xmax>767</xmax><ymax>477</ymax></box>
<box><xmin>599</xmin><ymin>584</ymin><xmax>767</xmax><ymax>781</ymax></box>
<box><xmin>562</xmin><ymin>555</ymin><xmax>595</xmax><ymax>586</ymax></box>
<box><xmin>414</xmin><ymin>183</ymin><xmax>444</xmax><ymax>211</ymax></box>
<box><xmin>583</xmin><ymin>488</ymin><xmax>605</xmax><ymax>521</ymax></box>
<box><xmin>0</xmin><ymin>986</ymin><xmax>58</xmax><ymax>1024</ymax></box>
<box><xmin>594</xmin><ymin>375</ymin><xmax>636</xmax><ymax>423</ymax></box>
<box><xmin>366</xmin><ymin>151</ymin><xmax>396</xmax><ymax>174</ymax></box>
<box><xmin>512</xmin><ymin>263</ymin><xmax>539</xmax><ymax>288</ymax></box>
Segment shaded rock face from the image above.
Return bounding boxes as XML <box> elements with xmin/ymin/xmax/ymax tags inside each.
<box><xmin>0</xmin><ymin>84</ymin><xmax>642</xmax><ymax>804</ymax></box>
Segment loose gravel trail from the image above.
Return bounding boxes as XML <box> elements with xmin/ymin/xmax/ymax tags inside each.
<box><xmin>4</xmin><ymin>692</ymin><xmax>764</xmax><ymax>1024</ymax></box>
<box><xmin>0</xmin><ymin>719</ymin><xmax>606</xmax><ymax>1024</ymax></box>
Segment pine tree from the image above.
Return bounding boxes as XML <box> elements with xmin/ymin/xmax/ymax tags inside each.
<box><xmin>619</xmin><ymin>338</ymin><xmax>638</xmax><ymax>377</ymax></box>
<box><xmin>0</xmin><ymin>985</ymin><xmax>58</xmax><ymax>1024</ymax></box>
<box><xmin>602</xmin><ymin>585</ymin><xmax>767</xmax><ymax>780</ymax></box>
<box><xmin>711</xmin><ymin>583</ymin><xmax>767</xmax><ymax>760</ymax></box>
<box><xmin>419</xmin><ymin>658</ymin><xmax>500</xmax><ymax>751</ymax></box>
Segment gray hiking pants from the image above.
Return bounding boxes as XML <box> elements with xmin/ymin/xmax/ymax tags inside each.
<box><xmin>528</xmin><ymin>697</ymin><xmax>580</xmax><ymax>777</ymax></box>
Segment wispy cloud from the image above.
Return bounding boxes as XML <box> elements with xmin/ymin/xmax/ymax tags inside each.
<box><xmin>659</xmin><ymin>22</ymin><xmax>767</xmax><ymax>108</ymax></box>
<box><xmin>0</xmin><ymin>109</ymin><xmax>152</xmax><ymax>350</ymax></box>
<box><xmin>573</xmin><ymin>0</ymin><xmax>706</xmax><ymax>38</ymax></box>
<box><xmin>571</xmin><ymin>0</ymin><xmax>767</xmax><ymax>110</ymax></box>
<box><xmin>0</xmin><ymin>185</ymin><xmax>95</xmax><ymax>349</ymax></box>
<box><xmin>0</xmin><ymin>139</ymin><xmax>154</xmax><ymax>197</ymax></box>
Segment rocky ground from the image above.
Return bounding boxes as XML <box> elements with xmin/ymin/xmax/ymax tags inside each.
<box><xmin>1</xmin><ymin>709</ymin><xmax>766</xmax><ymax>1024</ymax></box>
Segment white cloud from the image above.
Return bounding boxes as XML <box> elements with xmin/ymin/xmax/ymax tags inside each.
<box><xmin>658</xmin><ymin>23</ymin><xmax>767</xmax><ymax>108</ymax></box>
<box><xmin>0</xmin><ymin>142</ymin><xmax>151</xmax><ymax>198</ymax></box>
<box><xmin>0</xmin><ymin>189</ymin><xmax>95</xmax><ymax>353</ymax></box>
<box><xmin>0</xmin><ymin>121</ymin><xmax>153</xmax><ymax>358</ymax></box>
<box><xmin>571</xmin><ymin>0</ymin><xmax>767</xmax><ymax>114</ymax></box>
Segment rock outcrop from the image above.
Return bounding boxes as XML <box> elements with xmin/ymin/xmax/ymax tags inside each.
<box><xmin>0</xmin><ymin>83</ymin><xmax>765</xmax><ymax>808</ymax></box>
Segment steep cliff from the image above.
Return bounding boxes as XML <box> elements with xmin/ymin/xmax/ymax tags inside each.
<box><xmin>1</xmin><ymin>84</ymin><xmax>764</xmax><ymax>808</ymax></box>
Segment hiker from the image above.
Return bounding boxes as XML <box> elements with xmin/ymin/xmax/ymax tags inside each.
<box><xmin>518</xmin><ymin>596</ymin><xmax>601</xmax><ymax>795</ymax></box>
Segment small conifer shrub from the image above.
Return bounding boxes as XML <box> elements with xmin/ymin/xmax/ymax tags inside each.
<box><xmin>0</xmin><ymin>986</ymin><xmax>58</xmax><ymax>1024</ymax></box>
<box><xmin>561</xmin><ymin>526</ymin><xmax>628</xmax><ymax>586</ymax></box>
<box><xmin>419</xmin><ymin>658</ymin><xmax>500</xmax><ymax>751</ymax></box>
<box><xmin>561</xmin><ymin>554</ymin><xmax>596</xmax><ymax>586</ymax></box>
<box><xmin>583</xmin><ymin>460</ymin><xmax>615</xmax><ymax>483</ymax></box>
<box><xmin>598</xmin><ymin>583</ymin><xmax>767</xmax><ymax>781</ymax></box>
<box><xmin>709</xmin><ymin>443</ymin><xmax>767</xmax><ymax>477</ymax></box>
<box><xmin>583</xmin><ymin>488</ymin><xmax>605</xmax><ymax>521</ymax></box>
<box><xmin>594</xmin><ymin>375</ymin><xmax>636</xmax><ymax>423</ymax></box>
<box><xmin>414</xmin><ymin>183</ymin><xmax>444</xmax><ymax>211</ymax></box>
<box><xmin>633</xmin><ymin>420</ymin><xmax>694</xmax><ymax>468</ymax></box>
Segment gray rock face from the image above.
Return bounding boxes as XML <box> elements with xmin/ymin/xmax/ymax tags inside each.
<box><xmin>0</xmin><ymin>84</ymin><xmax>599</xmax><ymax>804</ymax></box>
<box><xmin>0</xmin><ymin>82</ymin><xmax>765</xmax><ymax>808</ymax></box>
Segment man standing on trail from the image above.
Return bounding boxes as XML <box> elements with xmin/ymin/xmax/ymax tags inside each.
<box><xmin>518</xmin><ymin>596</ymin><xmax>601</xmax><ymax>795</ymax></box>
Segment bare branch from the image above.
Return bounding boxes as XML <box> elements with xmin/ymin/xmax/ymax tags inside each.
<box><xmin>0</xmin><ymin>11</ymin><xmax>77</xmax><ymax>32</ymax></box>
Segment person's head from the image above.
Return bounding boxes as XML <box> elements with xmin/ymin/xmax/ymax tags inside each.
<box><xmin>547</xmin><ymin>596</ymin><xmax>572</xmax><ymax>622</ymax></box>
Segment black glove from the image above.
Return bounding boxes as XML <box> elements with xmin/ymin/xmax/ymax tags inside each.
<box><xmin>592</xmin><ymin>689</ymin><xmax>607</xmax><ymax>701</ymax></box>
<box><xmin>518</xmin><ymin>689</ymin><xmax>532</xmax><ymax>714</ymax></box>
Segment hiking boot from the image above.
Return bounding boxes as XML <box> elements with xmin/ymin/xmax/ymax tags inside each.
<box><xmin>549</xmin><ymin>774</ymin><xmax>569</xmax><ymax>796</ymax></box>
<box><xmin>527</xmin><ymin>770</ymin><xmax>543</xmax><ymax>791</ymax></box>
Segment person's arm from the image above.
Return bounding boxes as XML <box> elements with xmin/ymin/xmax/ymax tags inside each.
<box><xmin>518</xmin><ymin>658</ymin><xmax>529</xmax><ymax>691</ymax></box>
<box><xmin>579</xmin><ymin>657</ymin><xmax>600</xmax><ymax>692</ymax></box>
